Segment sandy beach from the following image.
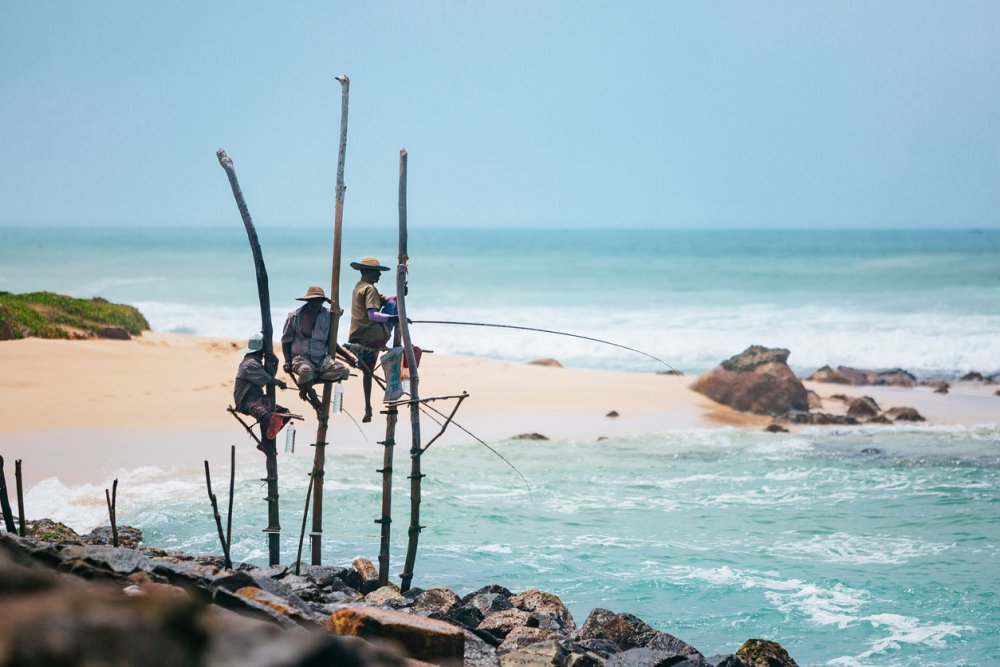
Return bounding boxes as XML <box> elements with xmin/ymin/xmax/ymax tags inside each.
<box><xmin>0</xmin><ymin>332</ymin><xmax>995</xmax><ymax>491</ymax></box>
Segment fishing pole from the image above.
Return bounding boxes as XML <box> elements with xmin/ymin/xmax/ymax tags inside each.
<box><xmin>410</xmin><ymin>320</ymin><xmax>681</xmax><ymax>375</ymax></box>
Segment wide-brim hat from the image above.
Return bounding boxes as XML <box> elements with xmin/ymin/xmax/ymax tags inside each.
<box><xmin>296</xmin><ymin>285</ymin><xmax>332</xmax><ymax>302</ymax></box>
<box><xmin>350</xmin><ymin>256</ymin><xmax>390</xmax><ymax>272</ymax></box>
<box><xmin>241</xmin><ymin>333</ymin><xmax>264</xmax><ymax>354</ymax></box>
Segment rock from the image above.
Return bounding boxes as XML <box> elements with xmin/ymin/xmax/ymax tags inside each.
<box><xmin>996</xmin><ymin>389</ymin><xmax>1000</xmax><ymax>396</ymax></box>
<box><xmin>706</xmin><ymin>656</ymin><xmax>749</xmax><ymax>667</ymax></box>
<box><xmin>24</xmin><ymin>518</ymin><xmax>80</xmax><ymax>543</ymax></box>
<box><xmin>866</xmin><ymin>415</ymin><xmax>892</xmax><ymax>425</ymax></box>
<box><xmin>327</xmin><ymin>605</ymin><xmax>465</xmax><ymax>664</ymax></box>
<box><xmin>294</xmin><ymin>563</ymin><xmax>351</xmax><ymax>589</ymax></box>
<box><xmin>461</xmin><ymin>628</ymin><xmax>502</xmax><ymax>667</ymax></box>
<box><xmin>846</xmin><ymin>396</ymin><xmax>879</xmax><ymax>419</ymax></box>
<box><xmin>478</xmin><ymin>608</ymin><xmax>535</xmax><ymax>641</ymax></box>
<box><xmin>81</xmin><ymin>524</ymin><xmax>144</xmax><ymax>549</ymax></box>
<box><xmin>691</xmin><ymin>347</ymin><xmax>808</xmax><ymax>416</ymax></box>
<box><xmin>829</xmin><ymin>394</ymin><xmax>851</xmax><ymax>402</ymax></box>
<box><xmin>806</xmin><ymin>390</ymin><xmax>822</xmax><ymax>410</ymax></box>
<box><xmin>573</xmin><ymin>638</ymin><xmax>624</xmax><ymax>656</ymax></box>
<box><xmin>98</xmin><ymin>326</ymin><xmax>131</xmax><ymax>340</ymax></box>
<box><xmin>763</xmin><ymin>423</ymin><xmax>788</xmax><ymax>433</ymax></box>
<box><xmin>932</xmin><ymin>381</ymin><xmax>950</xmax><ymax>394</ymax></box>
<box><xmin>513</xmin><ymin>433</ymin><xmax>550</xmax><ymax>441</ymax></box>
<box><xmin>834</xmin><ymin>366</ymin><xmax>875</xmax><ymax>385</ymax></box>
<box><xmin>656</xmin><ymin>369</ymin><xmax>685</xmax><ymax>376</ymax></box>
<box><xmin>348</xmin><ymin>557</ymin><xmax>380</xmax><ymax>594</ymax></box>
<box><xmin>781</xmin><ymin>411</ymin><xmax>857</xmax><ymax>425</ymax></box>
<box><xmin>366</xmin><ymin>583</ymin><xmax>406</xmax><ymax>605</ymax></box>
<box><xmin>498</xmin><ymin>638</ymin><xmax>566</xmax><ymax>666</ymax></box>
<box><xmin>961</xmin><ymin>371</ymin><xmax>985</xmax><ymax>382</ymax></box>
<box><xmin>609</xmin><ymin>647</ymin><xmax>707</xmax><ymax>666</ymax></box>
<box><xmin>805</xmin><ymin>366</ymin><xmax>850</xmax><ymax>384</ymax></box>
<box><xmin>497</xmin><ymin>626</ymin><xmax>560</xmax><ymax>653</ymax></box>
<box><xmin>446</xmin><ymin>603</ymin><xmax>487</xmax><ymax>630</ymax></box>
<box><xmin>510</xmin><ymin>589</ymin><xmax>576</xmax><ymax>632</ymax></box>
<box><xmin>527</xmin><ymin>359</ymin><xmax>563</xmax><ymax>368</ymax></box>
<box><xmin>734</xmin><ymin>638</ymin><xmax>798</xmax><ymax>667</ymax></box>
<box><xmin>873</xmin><ymin>368</ymin><xmax>917</xmax><ymax>387</ymax></box>
<box><xmin>577</xmin><ymin>608</ymin><xmax>702</xmax><ymax>657</ymax></box>
<box><xmin>231</xmin><ymin>586</ymin><xmax>316</xmax><ymax>628</ymax></box>
<box><xmin>606</xmin><ymin>411</ymin><xmax>620</xmax><ymax>418</ymax></box>
<box><xmin>411</xmin><ymin>587</ymin><xmax>461</xmax><ymax>616</ymax></box>
<box><xmin>461</xmin><ymin>585</ymin><xmax>514</xmax><ymax>617</ymax></box>
<box><xmin>861</xmin><ymin>447</ymin><xmax>881</xmax><ymax>455</ymax></box>
<box><xmin>885</xmin><ymin>407</ymin><xmax>925</xmax><ymax>422</ymax></box>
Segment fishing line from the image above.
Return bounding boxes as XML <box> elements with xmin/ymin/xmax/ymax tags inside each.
<box><xmin>410</xmin><ymin>320</ymin><xmax>680</xmax><ymax>374</ymax></box>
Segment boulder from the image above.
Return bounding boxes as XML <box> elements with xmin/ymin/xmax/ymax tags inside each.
<box><xmin>98</xmin><ymin>326</ymin><xmax>131</xmax><ymax>340</ymax></box>
<box><xmin>885</xmin><ymin>407</ymin><xmax>925</xmax><ymax>422</ymax></box>
<box><xmin>866</xmin><ymin>414</ymin><xmax>892</xmax><ymax>425</ymax></box>
<box><xmin>846</xmin><ymin>396</ymin><xmax>879</xmax><ymax>419</ymax></box>
<box><xmin>81</xmin><ymin>525</ymin><xmax>144</xmax><ymax>549</ymax></box>
<box><xmin>527</xmin><ymin>359</ymin><xmax>563</xmax><ymax>368</ymax></box>
<box><xmin>834</xmin><ymin>366</ymin><xmax>875</xmax><ymax>385</ymax></box>
<box><xmin>327</xmin><ymin>605</ymin><xmax>465</xmax><ymax>664</ymax></box>
<box><xmin>734</xmin><ymin>638</ymin><xmax>798</xmax><ymax>667</ymax></box>
<box><xmin>24</xmin><ymin>519</ymin><xmax>80</xmax><ymax>543</ymax></box>
<box><xmin>411</xmin><ymin>587</ymin><xmax>461</xmax><ymax>616</ymax></box>
<box><xmin>606</xmin><ymin>411</ymin><xmax>620</xmax><ymax>418</ymax></box>
<box><xmin>347</xmin><ymin>557</ymin><xmax>380</xmax><ymax>594</ymax></box>
<box><xmin>873</xmin><ymin>368</ymin><xmax>917</xmax><ymax>387</ymax></box>
<box><xmin>513</xmin><ymin>433</ymin><xmax>550</xmax><ymax>441</ymax></box>
<box><xmin>707</xmin><ymin>656</ymin><xmax>749</xmax><ymax>667</ymax></box>
<box><xmin>461</xmin><ymin>628</ymin><xmax>502</xmax><ymax>667</ymax></box>
<box><xmin>763</xmin><ymin>423</ymin><xmax>788</xmax><ymax>433</ymax></box>
<box><xmin>961</xmin><ymin>371</ymin><xmax>985</xmax><ymax>382</ymax></box>
<box><xmin>498</xmin><ymin>638</ymin><xmax>566</xmax><ymax>666</ymax></box>
<box><xmin>782</xmin><ymin>411</ymin><xmax>857</xmax><ymax>426</ymax></box>
<box><xmin>446</xmin><ymin>603</ymin><xmax>487</xmax><ymax>630</ymax></box>
<box><xmin>608</xmin><ymin>647</ymin><xmax>707</xmax><ymax>666</ymax></box>
<box><xmin>511</xmin><ymin>589</ymin><xmax>576</xmax><ymax>632</ymax></box>
<box><xmin>805</xmin><ymin>366</ymin><xmax>850</xmax><ymax>384</ymax></box>
<box><xmin>806</xmin><ymin>390</ymin><xmax>822</xmax><ymax>410</ymax></box>
<box><xmin>478</xmin><ymin>608</ymin><xmax>535</xmax><ymax>641</ymax></box>
<box><xmin>577</xmin><ymin>608</ymin><xmax>702</xmax><ymax>657</ymax></box>
<box><xmin>366</xmin><ymin>583</ymin><xmax>406</xmax><ymax>606</ymax></box>
<box><xmin>691</xmin><ymin>346</ymin><xmax>808</xmax><ymax>416</ymax></box>
<box><xmin>462</xmin><ymin>585</ymin><xmax>514</xmax><ymax>617</ymax></box>
<box><xmin>497</xmin><ymin>626</ymin><xmax>560</xmax><ymax>653</ymax></box>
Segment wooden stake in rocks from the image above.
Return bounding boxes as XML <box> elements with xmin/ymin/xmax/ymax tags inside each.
<box><xmin>376</xmin><ymin>322</ymin><xmax>403</xmax><ymax>586</ymax></box>
<box><xmin>309</xmin><ymin>74</ymin><xmax>350</xmax><ymax>565</ymax></box>
<box><xmin>14</xmin><ymin>460</ymin><xmax>25</xmax><ymax>537</ymax></box>
<box><xmin>204</xmin><ymin>461</ymin><xmax>232</xmax><ymax>569</ymax></box>
<box><xmin>396</xmin><ymin>149</ymin><xmax>425</xmax><ymax>593</ymax></box>
<box><xmin>104</xmin><ymin>478</ymin><xmax>119</xmax><ymax>548</ymax></box>
<box><xmin>0</xmin><ymin>456</ymin><xmax>16</xmax><ymax>533</ymax></box>
<box><xmin>217</xmin><ymin>148</ymin><xmax>281</xmax><ymax>566</ymax></box>
<box><xmin>226</xmin><ymin>445</ymin><xmax>235</xmax><ymax>560</ymax></box>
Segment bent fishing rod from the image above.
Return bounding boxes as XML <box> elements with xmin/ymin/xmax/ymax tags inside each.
<box><xmin>409</xmin><ymin>320</ymin><xmax>681</xmax><ymax>375</ymax></box>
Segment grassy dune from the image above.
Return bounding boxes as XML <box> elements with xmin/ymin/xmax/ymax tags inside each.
<box><xmin>0</xmin><ymin>291</ymin><xmax>149</xmax><ymax>340</ymax></box>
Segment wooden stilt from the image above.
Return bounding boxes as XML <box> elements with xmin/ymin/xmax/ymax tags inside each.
<box><xmin>204</xmin><ymin>461</ymin><xmax>232</xmax><ymax>569</ymax></box>
<box><xmin>310</xmin><ymin>74</ymin><xmax>351</xmax><ymax>566</ymax></box>
<box><xmin>0</xmin><ymin>456</ymin><xmax>16</xmax><ymax>533</ymax></box>
<box><xmin>217</xmin><ymin>148</ymin><xmax>281</xmax><ymax>566</ymax></box>
<box><xmin>14</xmin><ymin>460</ymin><xmax>25</xmax><ymax>537</ymax></box>
<box><xmin>294</xmin><ymin>471</ymin><xmax>315</xmax><ymax>576</ymax></box>
<box><xmin>226</xmin><ymin>446</ymin><xmax>235</xmax><ymax>561</ymax></box>
<box><xmin>104</xmin><ymin>479</ymin><xmax>119</xmax><ymax>548</ymax></box>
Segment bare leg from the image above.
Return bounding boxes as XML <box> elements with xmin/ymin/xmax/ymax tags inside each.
<box><xmin>362</xmin><ymin>371</ymin><xmax>374</xmax><ymax>423</ymax></box>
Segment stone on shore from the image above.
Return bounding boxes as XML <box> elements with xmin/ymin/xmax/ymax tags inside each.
<box><xmin>348</xmin><ymin>556</ymin><xmax>380</xmax><ymax>594</ymax></box>
<box><xmin>807</xmin><ymin>365</ymin><xmax>916</xmax><ymax>387</ymax></box>
<box><xmin>24</xmin><ymin>518</ymin><xmax>80</xmax><ymax>543</ymax></box>
<box><xmin>846</xmin><ymin>396</ymin><xmax>879</xmax><ymax>419</ymax></box>
<box><xmin>527</xmin><ymin>358</ymin><xmax>563</xmax><ymax>368</ymax></box>
<box><xmin>327</xmin><ymin>605</ymin><xmax>465</xmax><ymax>664</ymax></box>
<box><xmin>511</xmin><ymin>589</ymin><xmax>576</xmax><ymax>632</ymax></box>
<box><xmin>577</xmin><ymin>608</ymin><xmax>702</xmax><ymax>657</ymax></box>
<box><xmin>411</xmin><ymin>587</ymin><xmax>461</xmax><ymax>616</ymax></box>
<box><xmin>735</xmin><ymin>638</ymin><xmax>798</xmax><ymax>667</ymax></box>
<box><xmin>81</xmin><ymin>524</ymin><xmax>144</xmax><ymax>549</ymax></box>
<box><xmin>885</xmin><ymin>406</ymin><xmax>925</xmax><ymax>422</ymax></box>
<box><xmin>691</xmin><ymin>346</ymin><xmax>808</xmax><ymax>416</ymax></box>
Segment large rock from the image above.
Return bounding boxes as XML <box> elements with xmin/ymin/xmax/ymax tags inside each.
<box><xmin>805</xmin><ymin>366</ymin><xmax>850</xmax><ymax>384</ymax></box>
<box><xmin>846</xmin><ymin>396</ymin><xmax>879</xmax><ymax>419</ymax></box>
<box><xmin>498</xmin><ymin>638</ymin><xmax>566</xmax><ymax>666</ymax></box>
<box><xmin>510</xmin><ymin>589</ymin><xmax>576</xmax><ymax>632</ymax></box>
<box><xmin>81</xmin><ymin>524</ymin><xmax>144</xmax><ymax>549</ymax></box>
<box><xmin>411</xmin><ymin>587</ymin><xmax>461</xmax><ymax>616</ymax></box>
<box><xmin>479</xmin><ymin>608</ymin><xmax>535</xmax><ymax>642</ymax></box>
<box><xmin>734</xmin><ymin>638</ymin><xmax>798</xmax><ymax>667</ymax></box>
<box><xmin>327</xmin><ymin>605</ymin><xmax>465</xmax><ymax>664</ymax></box>
<box><xmin>691</xmin><ymin>346</ymin><xmax>808</xmax><ymax>415</ymax></box>
<box><xmin>608</xmin><ymin>647</ymin><xmax>707</xmax><ymax>666</ymax></box>
<box><xmin>348</xmin><ymin>557</ymin><xmax>380</xmax><ymax>594</ymax></box>
<box><xmin>24</xmin><ymin>518</ymin><xmax>80</xmax><ymax>543</ymax></box>
<box><xmin>577</xmin><ymin>608</ymin><xmax>702</xmax><ymax>657</ymax></box>
<box><xmin>462</xmin><ymin>585</ymin><xmax>515</xmax><ymax>617</ymax></box>
<box><xmin>885</xmin><ymin>406</ymin><xmax>925</xmax><ymax>422</ymax></box>
<box><xmin>497</xmin><ymin>626</ymin><xmax>561</xmax><ymax>653</ymax></box>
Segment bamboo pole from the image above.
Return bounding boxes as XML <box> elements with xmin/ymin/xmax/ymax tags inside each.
<box><xmin>309</xmin><ymin>74</ymin><xmax>350</xmax><ymax>565</ymax></box>
<box><xmin>396</xmin><ymin>149</ymin><xmax>424</xmax><ymax>593</ymax></box>
<box><xmin>14</xmin><ymin>460</ymin><xmax>25</xmax><ymax>537</ymax></box>
<box><xmin>376</xmin><ymin>327</ymin><xmax>401</xmax><ymax>585</ymax></box>
<box><xmin>217</xmin><ymin>148</ymin><xmax>281</xmax><ymax>566</ymax></box>
<box><xmin>104</xmin><ymin>479</ymin><xmax>119</xmax><ymax>548</ymax></box>
<box><xmin>0</xmin><ymin>456</ymin><xmax>15</xmax><ymax>533</ymax></box>
<box><xmin>204</xmin><ymin>461</ymin><xmax>232</xmax><ymax>569</ymax></box>
<box><xmin>226</xmin><ymin>445</ymin><xmax>235</xmax><ymax>560</ymax></box>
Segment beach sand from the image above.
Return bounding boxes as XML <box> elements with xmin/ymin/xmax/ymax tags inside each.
<box><xmin>0</xmin><ymin>333</ymin><xmax>996</xmax><ymax>489</ymax></box>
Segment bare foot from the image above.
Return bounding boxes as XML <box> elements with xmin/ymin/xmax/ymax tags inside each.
<box><xmin>362</xmin><ymin>407</ymin><xmax>373</xmax><ymax>423</ymax></box>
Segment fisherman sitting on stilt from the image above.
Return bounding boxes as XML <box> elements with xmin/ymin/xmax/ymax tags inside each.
<box><xmin>281</xmin><ymin>285</ymin><xmax>354</xmax><ymax>413</ymax></box>
<box><xmin>346</xmin><ymin>256</ymin><xmax>401</xmax><ymax>423</ymax></box>
<box><xmin>234</xmin><ymin>333</ymin><xmax>291</xmax><ymax>454</ymax></box>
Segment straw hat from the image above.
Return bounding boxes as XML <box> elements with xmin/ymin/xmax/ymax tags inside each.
<box><xmin>350</xmin><ymin>256</ymin><xmax>390</xmax><ymax>272</ymax></box>
<box><xmin>240</xmin><ymin>333</ymin><xmax>264</xmax><ymax>354</ymax></box>
<box><xmin>295</xmin><ymin>286</ymin><xmax>332</xmax><ymax>302</ymax></box>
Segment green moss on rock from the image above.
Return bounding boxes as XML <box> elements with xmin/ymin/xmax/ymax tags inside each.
<box><xmin>0</xmin><ymin>291</ymin><xmax>149</xmax><ymax>341</ymax></box>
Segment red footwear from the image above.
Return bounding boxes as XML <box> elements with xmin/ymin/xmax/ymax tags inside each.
<box><xmin>265</xmin><ymin>413</ymin><xmax>286</xmax><ymax>440</ymax></box>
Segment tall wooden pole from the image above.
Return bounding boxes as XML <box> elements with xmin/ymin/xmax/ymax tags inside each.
<box><xmin>0</xmin><ymin>456</ymin><xmax>15</xmax><ymax>533</ymax></box>
<box><xmin>396</xmin><ymin>149</ymin><xmax>424</xmax><ymax>593</ymax></box>
<box><xmin>376</xmin><ymin>323</ymin><xmax>402</xmax><ymax>585</ymax></box>
<box><xmin>217</xmin><ymin>148</ymin><xmax>281</xmax><ymax>566</ymax></box>
<box><xmin>14</xmin><ymin>460</ymin><xmax>25</xmax><ymax>537</ymax></box>
<box><xmin>309</xmin><ymin>75</ymin><xmax>350</xmax><ymax>565</ymax></box>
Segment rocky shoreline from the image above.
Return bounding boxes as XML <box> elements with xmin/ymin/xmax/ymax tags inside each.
<box><xmin>1</xmin><ymin>525</ymin><xmax>799</xmax><ymax>667</ymax></box>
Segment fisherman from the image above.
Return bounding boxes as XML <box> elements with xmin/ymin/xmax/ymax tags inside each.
<box><xmin>347</xmin><ymin>256</ymin><xmax>396</xmax><ymax>423</ymax></box>
<box><xmin>281</xmin><ymin>285</ymin><xmax>353</xmax><ymax>412</ymax></box>
<box><xmin>234</xmin><ymin>332</ymin><xmax>290</xmax><ymax>454</ymax></box>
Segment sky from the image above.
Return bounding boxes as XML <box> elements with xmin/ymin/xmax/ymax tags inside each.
<box><xmin>1</xmin><ymin>2</ymin><xmax>999</xmax><ymax>229</ymax></box>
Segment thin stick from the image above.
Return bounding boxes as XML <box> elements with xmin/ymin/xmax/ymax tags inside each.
<box><xmin>310</xmin><ymin>74</ymin><xmax>351</xmax><ymax>566</ymax></box>
<box><xmin>14</xmin><ymin>460</ymin><xmax>25</xmax><ymax>537</ymax></box>
<box><xmin>217</xmin><ymin>148</ymin><xmax>281</xmax><ymax>566</ymax></box>
<box><xmin>421</xmin><ymin>393</ymin><xmax>467</xmax><ymax>453</ymax></box>
<box><xmin>226</xmin><ymin>445</ymin><xmax>235</xmax><ymax>561</ymax></box>
<box><xmin>204</xmin><ymin>461</ymin><xmax>232</xmax><ymax>569</ymax></box>
<box><xmin>0</xmin><ymin>456</ymin><xmax>15</xmax><ymax>533</ymax></box>
<box><xmin>294</xmin><ymin>472</ymin><xmax>315</xmax><ymax>576</ymax></box>
<box><xmin>104</xmin><ymin>479</ymin><xmax>119</xmax><ymax>548</ymax></box>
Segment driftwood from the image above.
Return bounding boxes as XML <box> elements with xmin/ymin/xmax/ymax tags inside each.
<box><xmin>0</xmin><ymin>456</ymin><xmax>15</xmax><ymax>533</ymax></box>
<box><xmin>14</xmin><ymin>460</ymin><xmax>25</xmax><ymax>537</ymax></box>
<box><xmin>104</xmin><ymin>479</ymin><xmax>119</xmax><ymax>548</ymax></box>
<box><xmin>204</xmin><ymin>461</ymin><xmax>232</xmax><ymax>569</ymax></box>
<box><xmin>396</xmin><ymin>149</ymin><xmax>424</xmax><ymax>593</ymax></box>
<box><xmin>308</xmin><ymin>74</ymin><xmax>351</xmax><ymax>566</ymax></box>
<box><xmin>217</xmin><ymin>148</ymin><xmax>281</xmax><ymax>566</ymax></box>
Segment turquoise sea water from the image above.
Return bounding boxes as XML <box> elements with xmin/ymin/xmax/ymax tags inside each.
<box><xmin>4</xmin><ymin>227</ymin><xmax>1000</xmax><ymax>664</ymax></box>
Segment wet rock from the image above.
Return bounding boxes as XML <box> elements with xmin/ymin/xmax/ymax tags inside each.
<box><xmin>656</xmin><ymin>369</ymin><xmax>685</xmax><ymax>376</ymax></box>
<box><xmin>462</xmin><ymin>628</ymin><xmax>502</xmax><ymax>667</ymax></box>
<box><xmin>366</xmin><ymin>583</ymin><xmax>406</xmax><ymax>606</ymax></box>
<box><xmin>606</xmin><ymin>411</ymin><xmax>620</xmax><ymax>418</ymax></box>
<box><xmin>479</xmin><ymin>608</ymin><xmax>535</xmax><ymax>641</ymax></box>
<box><xmin>574</xmin><ymin>638</ymin><xmax>623</xmax><ymax>656</ymax></box>
<box><xmin>513</xmin><ymin>433</ymin><xmax>550</xmax><ymax>441</ymax></box>
<box><xmin>806</xmin><ymin>365</ymin><xmax>851</xmax><ymax>384</ymax></box>
<box><xmin>873</xmin><ymin>369</ymin><xmax>916</xmax><ymax>387</ymax></box>
<box><xmin>861</xmin><ymin>447</ymin><xmax>881</xmax><ymax>455</ymax></box>
<box><xmin>81</xmin><ymin>524</ymin><xmax>144</xmax><ymax>549</ymax></box>
<box><xmin>462</xmin><ymin>585</ymin><xmax>515</xmax><ymax>617</ymax></box>
<box><xmin>866</xmin><ymin>414</ymin><xmax>892</xmax><ymax>425</ymax></box>
<box><xmin>411</xmin><ymin>587</ymin><xmax>461</xmax><ymax>616</ymax></box>
<box><xmin>763</xmin><ymin>423</ymin><xmax>788</xmax><ymax>433</ymax></box>
<box><xmin>846</xmin><ymin>396</ymin><xmax>880</xmax><ymax>419</ymax></box>
<box><xmin>293</xmin><ymin>563</ymin><xmax>351</xmax><ymax>588</ymax></box>
<box><xmin>961</xmin><ymin>371</ymin><xmax>985</xmax><ymax>382</ymax></box>
<box><xmin>781</xmin><ymin>411</ymin><xmax>857</xmax><ymax>425</ymax></box>
<box><xmin>497</xmin><ymin>626</ymin><xmax>561</xmax><ymax>653</ymax></box>
<box><xmin>885</xmin><ymin>406</ymin><xmax>925</xmax><ymax>422</ymax></box>
<box><xmin>498</xmin><ymin>638</ymin><xmax>566</xmax><ymax>666</ymax></box>
<box><xmin>24</xmin><ymin>518</ymin><xmax>80</xmax><ymax>543</ymax></box>
<box><xmin>446</xmin><ymin>603</ymin><xmax>487</xmax><ymax>630</ymax></box>
<box><xmin>528</xmin><ymin>358</ymin><xmax>563</xmax><ymax>368</ymax></box>
<box><xmin>707</xmin><ymin>655</ymin><xmax>749</xmax><ymax>667</ymax></box>
<box><xmin>561</xmin><ymin>643</ymin><xmax>608</xmax><ymax>667</ymax></box>
<box><xmin>577</xmin><ymin>608</ymin><xmax>702</xmax><ymax>658</ymax></box>
<box><xmin>327</xmin><ymin>605</ymin><xmax>465</xmax><ymax>664</ymax></box>
<box><xmin>98</xmin><ymin>326</ymin><xmax>131</xmax><ymax>340</ymax></box>
<box><xmin>511</xmin><ymin>589</ymin><xmax>576</xmax><ymax>632</ymax></box>
<box><xmin>833</xmin><ymin>366</ymin><xmax>875</xmax><ymax>385</ymax></box>
<box><xmin>58</xmin><ymin>544</ymin><xmax>155</xmax><ymax>577</ymax></box>
<box><xmin>232</xmin><ymin>586</ymin><xmax>317</xmax><ymax>628</ymax></box>
<box><xmin>734</xmin><ymin>638</ymin><xmax>798</xmax><ymax>667</ymax></box>
<box><xmin>806</xmin><ymin>390</ymin><xmax>822</xmax><ymax>410</ymax></box>
<box><xmin>609</xmin><ymin>647</ymin><xmax>707</xmax><ymax>666</ymax></box>
<box><xmin>691</xmin><ymin>346</ymin><xmax>808</xmax><ymax>416</ymax></box>
<box><xmin>348</xmin><ymin>557</ymin><xmax>380</xmax><ymax>594</ymax></box>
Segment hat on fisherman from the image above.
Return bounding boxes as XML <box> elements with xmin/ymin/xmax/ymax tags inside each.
<box><xmin>350</xmin><ymin>256</ymin><xmax>390</xmax><ymax>272</ymax></box>
<box><xmin>240</xmin><ymin>333</ymin><xmax>264</xmax><ymax>354</ymax></box>
<box><xmin>295</xmin><ymin>286</ymin><xmax>332</xmax><ymax>302</ymax></box>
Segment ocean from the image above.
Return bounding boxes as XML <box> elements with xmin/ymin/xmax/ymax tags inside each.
<box><xmin>3</xmin><ymin>226</ymin><xmax>1000</xmax><ymax>665</ymax></box>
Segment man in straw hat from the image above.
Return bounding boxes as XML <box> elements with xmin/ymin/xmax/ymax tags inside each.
<box><xmin>347</xmin><ymin>256</ymin><xmax>396</xmax><ymax>422</ymax></box>
<box><xmin>281</xmin><ymin>285</ymin><xmax>353</xmax><ymax>412</ymax></box>
<box><xmin>234</xmin><ymin>332</ymin><xmax>290</xmax><ymax>454</ymax></box>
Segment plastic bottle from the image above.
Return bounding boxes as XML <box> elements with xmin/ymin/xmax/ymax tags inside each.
<box><xmin>284</xmin><ymin>422</ymin><xmax>296</xmax><ymax>454</ymax></box>
<box><xmin>332</xmin><ymin>384</ymin><xmax>343</xmax><ymax>413</ymax></box>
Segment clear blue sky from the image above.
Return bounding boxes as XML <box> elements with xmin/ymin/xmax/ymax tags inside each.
<box><xmin>2</xmin><ymin>2</ymin><xmax>998</xmax><ymax>229</ymax></box>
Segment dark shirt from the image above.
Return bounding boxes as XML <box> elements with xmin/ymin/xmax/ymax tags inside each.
<box><xmin>234</xmin><ymin>354</ymin><xmax>277</xmax><ymax>409</ymax></box>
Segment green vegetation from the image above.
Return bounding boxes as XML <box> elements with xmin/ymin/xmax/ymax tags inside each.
<box><xmin>0</xmin><ymin>291</ymin><xmax>149</xmax><ymax>341</ymax></box>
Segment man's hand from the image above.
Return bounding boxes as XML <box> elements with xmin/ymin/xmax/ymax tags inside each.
<box><xmin>276</xmin><ymin>380</ymin><xmax>288</xmax><ymax>390</ymax></box>
<box><xmin>283</xmin><ymin>362</ymin><xmax>292</xmax><ymax>374</ymax></box>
